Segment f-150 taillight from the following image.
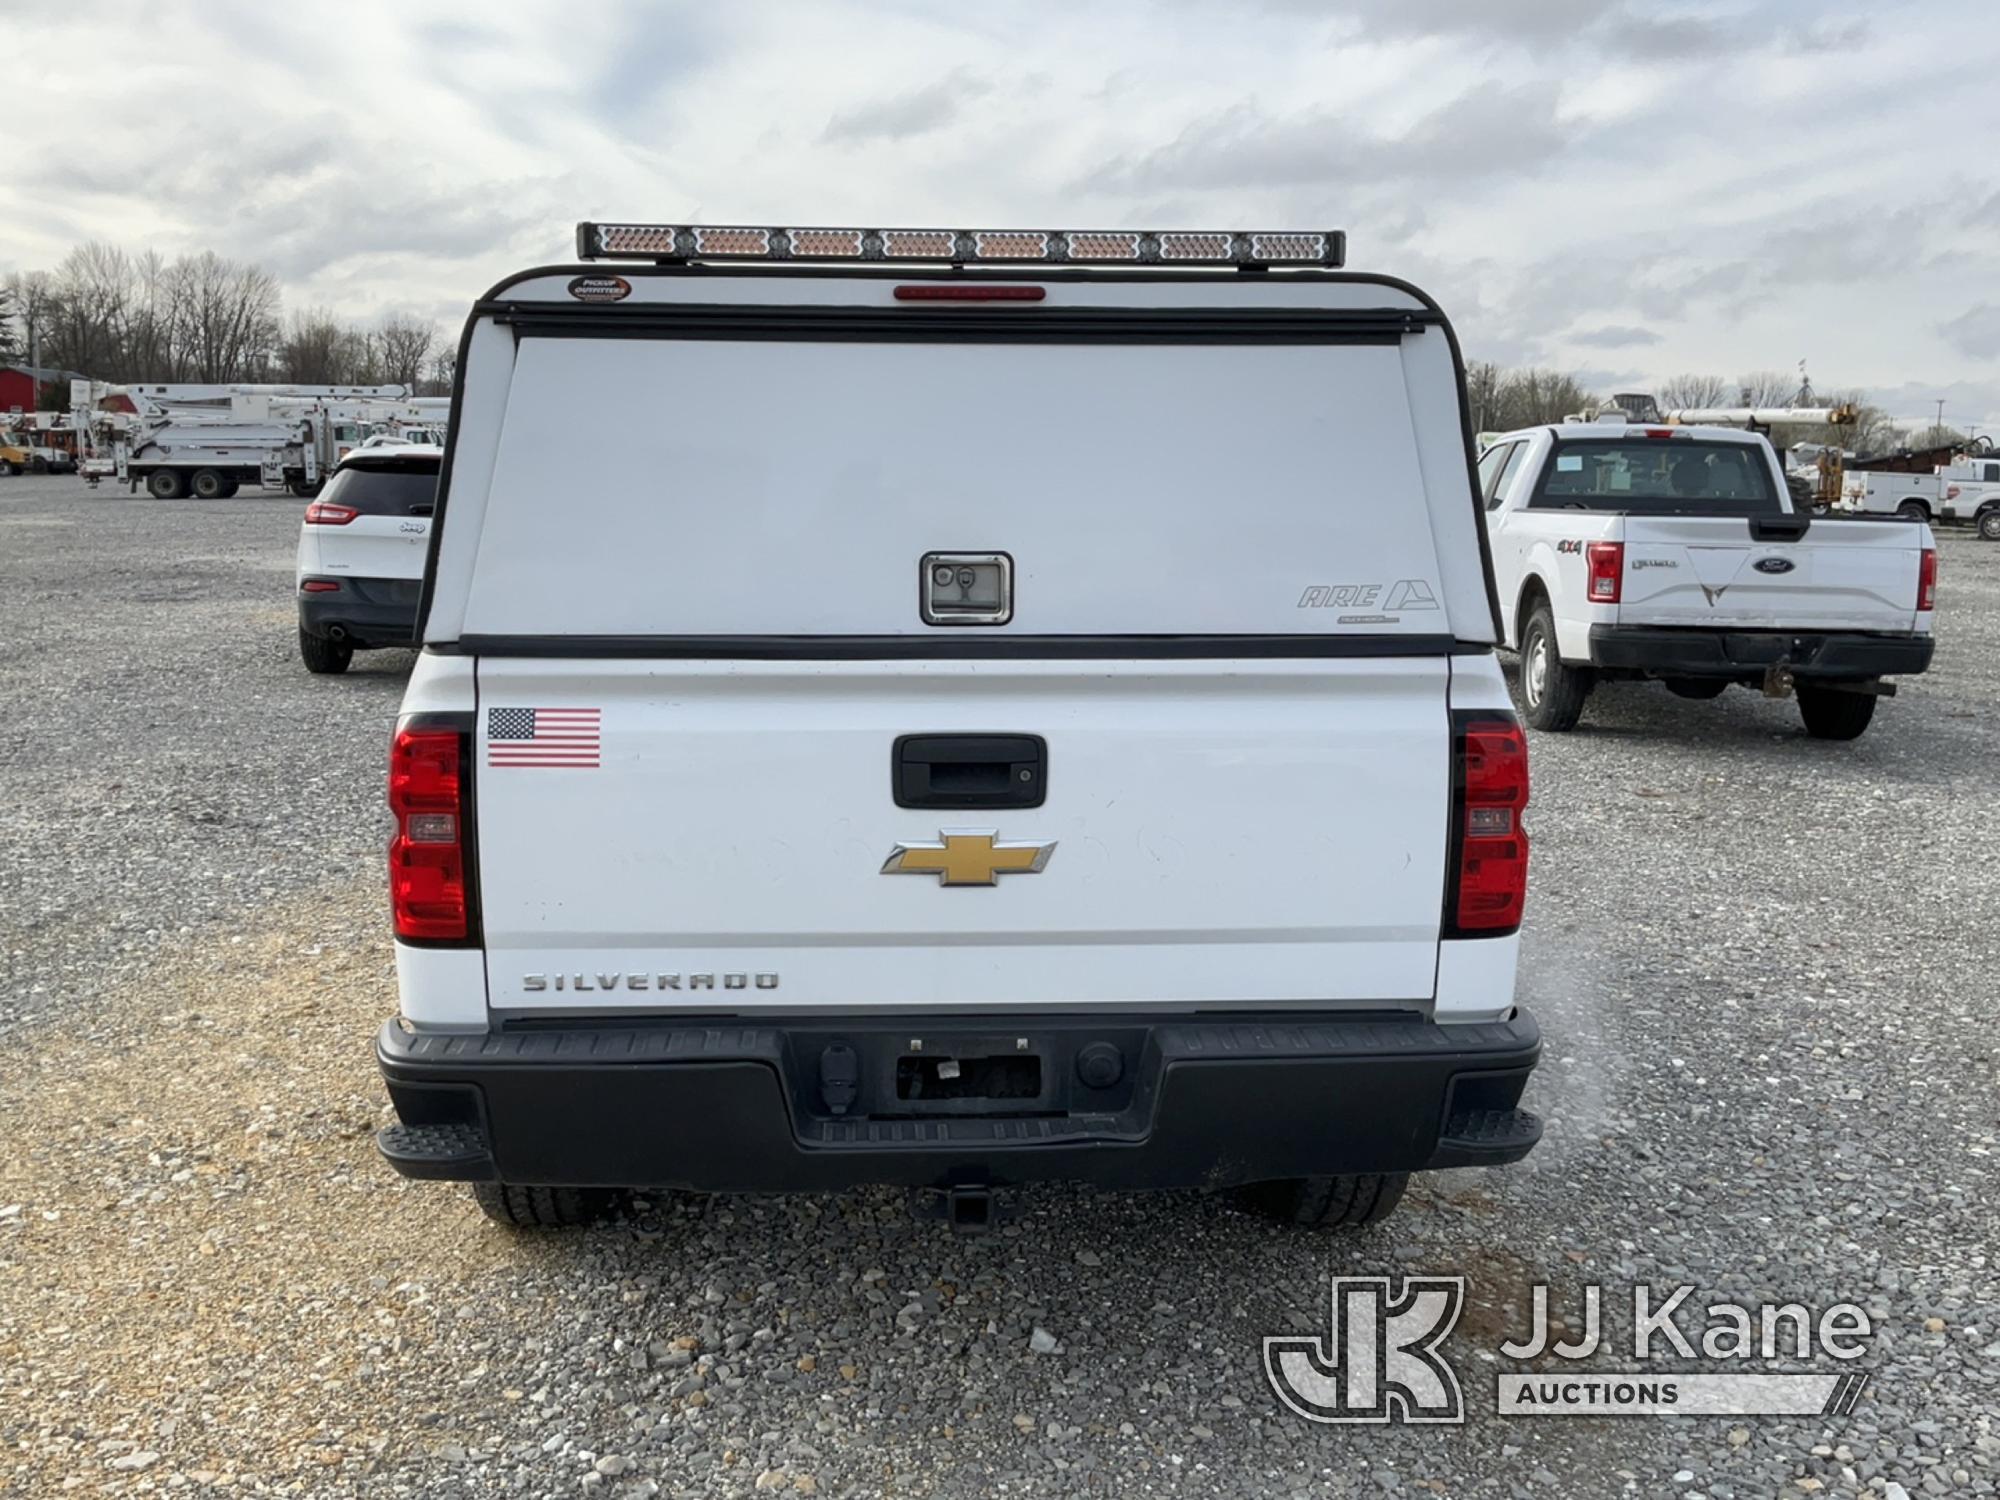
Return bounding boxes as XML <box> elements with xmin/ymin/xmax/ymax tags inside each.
<box><xmin>1586</xmin><ymin>542</ymin><xmax>1623</xmax><ymax>604</ymax></box>
<box><xmin>1444</xmin><ymin>712</ymin><xmax>1529</xmax><ymax>938</ymax></box>
<box><xmin>1918</xmin><ymin>547</ymin><xmax>1937</xmax><ymax>612</ymax></box>
<box><xmin>390</xmin><ymin>717</ymin><xmax>476</xmax><ymax>944</ymax></box>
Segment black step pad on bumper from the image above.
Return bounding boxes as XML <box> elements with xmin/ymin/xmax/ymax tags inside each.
<box><xmin>375</xmin><ymin>1010</ymin><xmax>1542</xmax><ymax>1193</ymax></box>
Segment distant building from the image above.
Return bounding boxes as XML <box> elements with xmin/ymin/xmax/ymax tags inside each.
<box><xmin>0</xmin><ymin>363</ymin><xmax>89</xmax><ymax>413</ymax></box>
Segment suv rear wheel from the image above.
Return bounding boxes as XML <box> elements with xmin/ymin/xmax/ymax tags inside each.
<box><xmin>1797</xmin><ymin>685</ymin><xmax>1877</xmax><ymax>740</ymax></box>
<box><xmin>1518</xmin><ymin>601</ymin><xmax>1593</xmax><ymax>731</ymax></box>
<box><xmin>471</xmin><ymin>1183</ymin><xmax>622</xmax><ymax>1228</ymax></box>
<box><xmin>1235</xmin><ymin>1172</ymin><xmax>1409</xmax><ymax>1229</ymax></box>
<box><xmin>146</xmin><ymin>469</ymin><xmax>186</xmax><ymax>499</ymax></box>
<box><xmin>298</xmin><ymin>626</ymin><xmax>352</xmax><ymax>675</ymax></box>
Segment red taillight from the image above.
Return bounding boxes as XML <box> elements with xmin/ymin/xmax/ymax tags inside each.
<box><xmin>893</xmin><ymin>284</ymin><xmax>1046</xmax><ymax>301</ymax></box>
<box><xmin>1447</xmin><ymin>714</ymin><xmax>1529</xmax><ymax>936</ymax></box>
<box><xmin>300</xmin><ymin>579</ymin><xmax>341</xmax><ymax>593</ymax></box>
<box><xmin>1642</xmin><ymin>428</ymin><xmax>1676</xmax><ymax>440</ymax></box>
<box><xmin>390</xmin><ymin>721</ymin><xmax>474</xmax><ymax>943</ymax></box>
<box><xmin>304</xmin><ymin>501</ymin><xmax>359</xmax><ymax>525</ymax></box>
<box><xmin>1586</xmin><ymin>541</ymin><xmax>1623</xmax><ymax>604</ymax></box>
<box><xmin>1918</xmin><ymin>547</ymin><xmax>1937</xmax><ymax>612</ymax></box>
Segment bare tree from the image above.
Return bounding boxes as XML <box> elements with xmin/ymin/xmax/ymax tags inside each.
<box><xmin>3</xmin><ymin>270</ymin><xmax>57</xmax><ymax>374</ymax></box>
<box><xmin>374</xmin><ymin>313</ymin><xmax>436</xmax><ymax>391</ymax></box>
<box><xmin>0</xmin><ymin>284</ymin><xmax>21</xmax><ymax>363</ymax></box>
<box><xmin>1465</xmin><ymin>361</ymin><xmax>1504</xmax><ymax>434</ymax></box>
<box><xmin>1483</xmin><ymin>368</ymin><xmax>1599</xmax><ymax>430</ymax></box>
<box><xmin>1655</xmin><ymin>373</ymin><xmax>1731</xmax><ymax>412</ymax></box>
<box><xmin>425</xmin><ymin>345</ymin><xmax>457</xmax><ymax>397</ymax></box>
<box><xmin>162</xmin><ymin>251</ymin><xmax>280</xmax><ymax>382</ymax></box>
<box><xmin>1735</xmin><ymin>369</ymin><xmax>1801</xmax><ymax>408</ymax></box>
<box><xmin>279</xmin><ymin>308</ymin><xmax>376</xmax><ymax>384</ymax></box>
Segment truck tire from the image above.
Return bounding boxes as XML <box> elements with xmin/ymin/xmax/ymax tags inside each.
<box><xmin>29</xmin><ymin>455</ymin><xmax>48</xmax><ymax>474</ymax></box>
<box><xmin>1519</xmin><ymin>602</ymin><xmax>1592</xmax><ymax>732</ymax></box>
<box><xmin>146</xmin><ymin>469</ymin><xmax>186</xmax><ymax>500</ymax></box>
<box><xmin>218</xmin><ymin>478</ymin><xmax>241</xmax><ymax>498</ymax></box>
<box><xmin>1979</xmin><ymin>508</ymin><xmax>2000</xmax><ymax>541</ymax></box>
<box><xmin>470</xmin><ymin>1183</ymin><xmax>620</xmax><ymax>1228</ymax></box>
<box><xmin>1236</xmin><ymin>1172</ymin><xmax>1409</xmax><ymax>1230</ymax></box>
<box><xmin>0</xmin><ymin>460</ymin><xmax>16</xmax><ymax>476</ymax></box>
<box><xmin>190</xmin><ymin>468</ymin><xmax>228</xmax><ymax>500</ymax></box>
<box><xmin>1896</xmin><ymin>500</ymin><xmax>1929</xmax><ymax>522</ymax></box>
<box><xmin>298</xmin><ymin>626</ymin><xmax>352</xmax><ymax>675</ymax></box>
<box><xmin>1797</xmin><ymin>685</ymin><xmax>1877</xmax><ymax>740</ymax></box>
<box><xmin>1664</xmin><ymin>677</ymin><xmax>1729</xmax><ymax>700</ymax></box>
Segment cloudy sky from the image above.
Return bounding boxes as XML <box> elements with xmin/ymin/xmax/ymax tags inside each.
<box><xmin>5</xmin><ymin>0</ymin><xmax>1997</xmax><ymax>431</ymax></box>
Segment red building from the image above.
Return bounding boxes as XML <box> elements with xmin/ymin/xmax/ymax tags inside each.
<box><xmin>0</xmin><ymin>364</ymin><xmax>40</xmax><ymax>414</ymax></box>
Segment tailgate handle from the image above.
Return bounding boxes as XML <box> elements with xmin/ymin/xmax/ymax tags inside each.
<box><xmin>894</xmin><ymin>735</ymin><xmax>1046</xmax><ymax>810</ymax></box>
<box><xmin>1749</xmin><ymin>513</ymin><xmax>1810</xmax><ymax>541</ymax></box>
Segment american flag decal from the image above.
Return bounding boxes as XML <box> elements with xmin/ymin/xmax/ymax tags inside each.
<box><xmin>486</xmin><ymin>706</ymin><xmax>602</xmax><ymax>768</ymax></box>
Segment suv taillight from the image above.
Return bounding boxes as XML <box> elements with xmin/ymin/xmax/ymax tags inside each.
<box><xmin>1918</xmin><ymin>547</ymin><xmax>1937</xmax><ymax>612</ymax></box>
<box><xmin>1445</xmin><ymin>712</ymin><xmax>1529</xmax><ymax>938</ymax></box>
<box><xmin>1586</xmin><ymin>541</ymin><xmax>1623</xmax><ymax>604</ymax></box>
<box><xmin>305</xmin><ymin>501</ymin><xmax>359</xmax><ymax>525</ymax></box>
<box><xmin>390</xmin><ymin>718</ymin><xmax>476</xmax><ymax>943</ymax></box>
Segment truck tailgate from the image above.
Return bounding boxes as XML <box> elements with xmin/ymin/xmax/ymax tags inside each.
<box><xmin>473</xmin><ymin>658</ymin><xmax>1450</xmax><ymax>1012</ymax></box>
<box><xmin>1617</xmin><ymin>517</ymin><xmax>1921</xmax><ymax>631</ymax></box>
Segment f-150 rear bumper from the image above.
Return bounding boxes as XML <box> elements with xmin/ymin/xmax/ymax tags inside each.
<box><xmin>375</xmin><ymin>1009</ymin><xmax>1542</xmax><ymax>1193</ymax></box>
<box><xmin>1587</xmin><ymin>625</ymin><xmax>1934</xmax><ymax>680</ymax></box>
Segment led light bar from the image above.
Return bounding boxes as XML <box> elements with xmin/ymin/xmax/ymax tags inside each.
<box><xmin>576</xmin><ymin>223</ymin><xmax>1346</xmax><ymax>268</ymax></box>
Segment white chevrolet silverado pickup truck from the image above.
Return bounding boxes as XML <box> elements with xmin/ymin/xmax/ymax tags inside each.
<box><xmin>373</xmin><ymin>222</ymin><xmax>1542</xmax><ymax>1234</ymax></box>
<box><xmin>1484</xmin><ymin>422</ymin><xmax>1935</xmax><ymax>738</ymax></box>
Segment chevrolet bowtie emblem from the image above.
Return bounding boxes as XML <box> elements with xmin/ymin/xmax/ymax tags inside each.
<box><xmin>881</xmin><ymin>829</ymin><xmax>1057</xmax><ymax>887</ymax></box>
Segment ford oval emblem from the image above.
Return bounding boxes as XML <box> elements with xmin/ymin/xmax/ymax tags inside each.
<box><xmin>1754</xmin><ymin>556</ymin><xmax>1795</xmax><ymax>574</ymax></box>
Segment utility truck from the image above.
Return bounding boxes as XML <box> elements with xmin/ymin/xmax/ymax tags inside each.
<box><xmin>1484</xmin><ymin>420</ymin><xmax>1935</xmax><ymax>738</ymax></box>
<box><xmin>372</xmin><ymin>221</ymin><xmax>1543</xmax><ymax>1234</ymax></box>
<box><xmin>1937</xmin><ymin>454</ymin><xmax>2000</xmax><ymax>539</ymax></box>
<box><xmin>70</xmin><ymin>381</ymin><xmax>446</xmax><ymax>497</ymax></box>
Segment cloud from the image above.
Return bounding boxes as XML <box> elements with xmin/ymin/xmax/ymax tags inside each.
<box><xmin>823</xmin><ymin>70</ymin><xmax>991</xmax><ymax>144</ymax></box>
<box><xmin>1938</xmin><ymin>304</ymin><xmax>2000</xmax><ymax>360</ymax></box>
<box><xmin>1084</xmin><ymin>81</ymin><xmax>1569</xmax><ymax>194</ymax></box>
<box><xmin>1569</xmin><ymin>325</ymin><xmax>1663</xmax><ymax>349</ymax></box>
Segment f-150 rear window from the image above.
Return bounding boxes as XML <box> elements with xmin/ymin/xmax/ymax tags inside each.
<box><xmin>1533</xmin><ymin>439</ymin><xmax>1780</xmax><ymax>516</ymax></box>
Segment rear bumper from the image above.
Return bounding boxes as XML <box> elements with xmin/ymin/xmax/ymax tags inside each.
<box><xmin>1587</xmin><ymin>625</ymin><xmax>1934</xmax><ymax>680</ymax></box>
<box><xmin>298</xmin><ymin>576</ymin><xmax>420</xmax><ymax>649</ymax></box>
<box><xmin>375</xmin><ymin>1009</ymin><xmax>1542</xmax><ymax>1192</ymax></box>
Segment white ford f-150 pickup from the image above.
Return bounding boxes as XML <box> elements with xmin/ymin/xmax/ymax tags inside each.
<box><xmin>1484</xmin><ymin>422</ymin><xmax>1935</xmax><ymax>739</ymax></box>
<box><xmin>373</xmin><ymin>222</ymin><xmax>1542</xmax><ymax>1234</ymax></box>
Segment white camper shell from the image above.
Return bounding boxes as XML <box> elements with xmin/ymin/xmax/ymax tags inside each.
<box><xmin>374</xmin><ymin>225</ymin><xmax>1542</xmax><ymax>1232</ymax></box>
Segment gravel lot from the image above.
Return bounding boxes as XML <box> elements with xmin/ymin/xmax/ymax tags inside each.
<box><xmin>2</xmin><ymin>470</ymin><xmax>1996</xmax><ymax>1499</ymax></box>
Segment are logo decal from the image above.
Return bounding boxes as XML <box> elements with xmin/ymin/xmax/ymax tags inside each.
<box><xmin>567</xmin><ymin>275</ymin><xmax>632</xmax><ymax>303</ymax></box>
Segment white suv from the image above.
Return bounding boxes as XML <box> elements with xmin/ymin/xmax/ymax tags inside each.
<box><xmin>371</xmin><ymin>223</ymin><xmax>1542</xmax><ymax>1234</ymax></box>
<box><xmin>293</xmin><ymin>447</ymin><xmax>439</xmax><ymax>674</ymax></box>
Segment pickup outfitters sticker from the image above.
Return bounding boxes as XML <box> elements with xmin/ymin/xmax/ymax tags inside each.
<box><xmin>567</xmin><ymin>275</ymin><xmax>632</xmax><ymax>303</ymax></box>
